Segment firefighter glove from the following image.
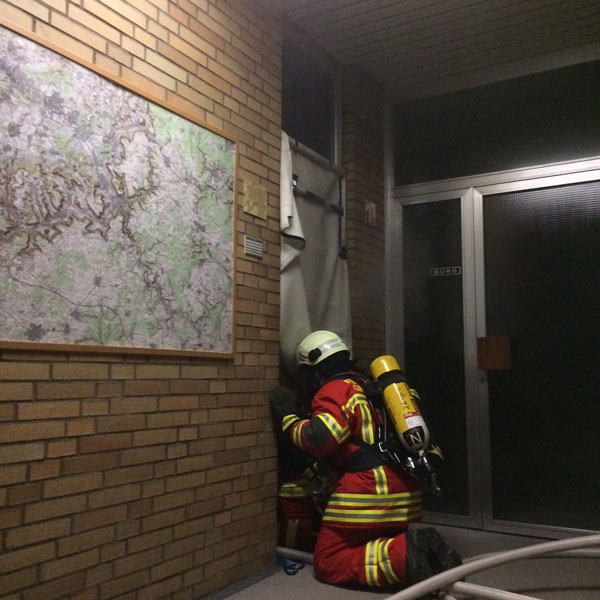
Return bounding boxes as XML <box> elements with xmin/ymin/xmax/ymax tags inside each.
<box><xmin>269</xmin><ymin>386</ymin><xmax>297</xmax><ymax>420</ymax></box>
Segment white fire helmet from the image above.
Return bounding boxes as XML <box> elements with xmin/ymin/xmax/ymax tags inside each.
<box><xmin>296</xmin><ymin>330</ymin><xmax>349</xmax><ymax>367</ymax></box>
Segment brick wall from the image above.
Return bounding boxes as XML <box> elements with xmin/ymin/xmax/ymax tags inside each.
<box><xmin>0</xmin><ymin>1</ymin><xmax>282</xmax><ymax>598</ymax></box>
<box><xmin>342</xmin><ymin>66</ymin><xmax>387</xmax><ymax>365</ymax></box>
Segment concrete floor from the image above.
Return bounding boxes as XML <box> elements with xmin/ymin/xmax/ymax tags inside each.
<box><xmin>204</xmin><ymin>525</ymin><xmax>600</xmax><ymax>600</ymax></box>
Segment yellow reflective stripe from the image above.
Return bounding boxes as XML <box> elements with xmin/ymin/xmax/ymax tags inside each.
<box><xmin>315</xmin><ymin>413</ymin><xmax>350</xmax><ymax>443</ymax></box>
<box><xmin>285</xmin><ymin>518</ymin><xmax>298</xmax><ymax>547</ymax></box>
<box><xmin>327</xmin><ymin>491</ymin><xmax>422</xmax><ymax>507</ymax></box>
<box><xmin>359</xmin><ymin>402</ymin><xmax>375</xmax><ymax>444</ymax></box>
<box><xmin>279</xmin><ymin>482</ymin><xmax>311</xmax><ymax>498</ymax></box>
<box><xmin>365</xmin><ymin>539</ymin><xmax>380</xmax><ymax>586</ymax></box>
<box><xmin>343</xmin><ymin>392</ymin><xmax>367</xmax><ymax>416</ymax></box>
<box><xmin>282</xmin><ymin>414</ymin><xmax>300</xmax><ymax>431</ymax></box>
<box><xmin>291</xmin><ymin>420</ymin><xmax>308</xmax><ymax>447</ymax></box>
<box><xmin>379</xmin><ymin>538</ymin><xmax>402</xmax><ymax>584</ymax></box>
<box><xmin>343</xmin><ymin>393</ymin><xmax>376</xmax><ymax>445</ymax></box>
<box><xmin>373</xmin><ymin>465</ymin><xmax>388</xmax><ymax>494</ymax></box>
<box><xmin>322</xmin><ymin>505</ymin><xmax>422</xmax><ymax>523</ymax></box>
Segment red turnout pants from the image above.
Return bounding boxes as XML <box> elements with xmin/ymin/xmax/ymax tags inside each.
<box><xmin>313</xmin><ymin>522</ymin><xmax>409</xmax><ymax>587</ymax></box>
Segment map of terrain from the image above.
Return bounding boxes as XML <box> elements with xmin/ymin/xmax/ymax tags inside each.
<box><xmin>0</xmin><ymin>26</ymin><xmax>234</xmax><ymax>353</ymax></box>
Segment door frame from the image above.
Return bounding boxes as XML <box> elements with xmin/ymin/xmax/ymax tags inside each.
<box><xmin>387</xmin><ymin>156</ymin><xmax>600</xmax><ymax>536</ymax></box>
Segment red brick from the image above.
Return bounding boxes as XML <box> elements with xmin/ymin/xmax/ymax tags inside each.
<box><xmin>25</xmin><ymin>495</ymin><xmax>87</xmax><ymax>523</ymax></box>
<box><xmin>66</xmin><ymin>419</ymin><xmax>95</xmax><ymax>436</ymax></box>
<box><xmin>72</xmin><ymin>505</ymin><xmax>127</xmax><ymax>533</ymax></box>
<box><xmin>141</xmin><ymin>507</ymin><xmax>186</xmax><ymax>533</ymax></box>
<box><xmin>127</xmin><ymin>527</ymin><xmax>173</xmax><ymax>553</ymax></box>
<box><xmin>120</xmin><ymin>445</ymin><xmax>166</xmax><ymax>466</ymax></box>
<box><xmin>175</xmin><ymin>455</ymin><xmax>213</xmax><ymax>473</ymax></box>
<box><xmin>100</xmin><ymin>541</ymin><xmax>126</xmax><ymax>563</ymax></box>
<box><xmin>52</xmin><ymin>363</ymin><xmax>109</xmax><ymax>379</ymax></box>
<box><xmin>58</xmin><ymin>526</ymin><xmax>114</xmax><ymax>556</ymax></box>
<box><xmin>0</xmin><ymin>464</ymin><xmax>27</xmax><ymax>486</ymax></box>
<box><xmin>22</xmin><ymin>571</ymin><xmax>86</xmax><ymax>600</ymax></box>
<box><xmin>47</xmin><ymin>439</ymin><xmax>77</xmax><ymax>457</ymax></box>
<box><xmin>165</xmin><ymin>471</ymin><xmax>206</xmax><ymax>492</ymax></box>
<box><xmin>146</xmin><ymin>411</ymin><xmax>189</xmax><ymax>428</ymax></box>
<box><xmin>36</xmin><ymin>382</ymin><xmax>94</xmax><ymax>400</ymax></box>
<box><xmin>85</xmin><ymin>562</ymin><xmax>113</xmax><ymax>586</ymax></box>
<box><xmin>151</xmin><ymin>553</ymin><xmax>193</xmax><ymax>580</ymax></box>
<box><xmin>40</xmin><ymin>548</ymin><xmax>99</xmax><ymax>581</ymax></box>
<box><xmin>0</xmin><ymin>382</ymin><xmax>33</xmax><ymax>401</ymax></box>
<box><xmin>0</xmin><ymin>363</ymin><xmax>49</xmax><ymax>380</ymax></box>
<box><xmin>163</xmin><ymin>533</ymin><xmax>205</xmax><ymax>561</ymax></box>
<box><xmin>0</xmin><ymin>403</ymin><xmax>15</xmax><ymax>421</ymax></box>
<box><xmin>0</xmin><ymin>542</ymin><xmax>55</xmax><ymax>574</ymax></box>
<box><xmin>79</xmin><ymin>433</ymin><xmax>132</xmax><ymax>453</ymax></box>
<box><xmin>61</xmin><ymin>453</ymin><xmax>119</xmax><ymax>475</ymax></box>
<box><xmin>17</xmin><ymin>400</ymin><xmax>80</xmax><ymax>420</ymax></box>
<box><xmin>44</xmin><ymin>472</ymin><xmax>103</xmax><ymax>498</ymax></box>
<box><xmin>0</xmin><ymin>442</ymin><xmax>45</xmax><ymax>464</ymax></box>
<box><xmin>152</xmin><ymin>489</ymin><xmax>194</xmax><ymax>512</ymax></box>
<box><xmin>158</xmin><ymin>395</ymin><xmax>198</xmax><ymax>410</ymax></box>
<box><xmin>103</xmin><ymin>464</ymin><xmax>153</xmax><ymax>486</ymax></box>
<box><xmin>0</xmin><ymin>506</ymin><xmax>22</xmax><ymax>529</ymax></box>
<box><xmin>142</xmin><ymin>575</ymin><xmax>182</xmax><ymax>600</ymax></box>
<box><xmin>29</xmin><ymin>460</ymin><xmax>61</xmax><ymax>481</ymax></box>
<box><xmin>133</xmin><ymin>427</ymin><xmax>177</xmax><ymax>446</ymax></box>
<box><xmin>8</xmin><ymin>482</ymin><xmax>43</xmax><ymax>505</ymax></box>
<box><xmin>123</xmin><ymin>380</ymin><xmax>169</xmax><ymax>396</ymax></box>
<box><xmin>0</xmin><ymin>421</ymin><xmax>64</xmax><ymax>442</ymax></box>
<box><xmin>110</xmin><ymin>396</ymin><xmax>157</xmax><ymax>414</ymax></box>
<box><xmin>5</xmin><ymin>518</ymin><xmax>71</xmax><ymax>549</ymax></box>
<box><xmin>0</xmin><ymin>566</ymin><xmax>37</xmax><ymax>595</ymax></box>
<box><xmin>113</xmin><ymin>547</ymin><xmax>162</xmax><ymax>577</ymax></box>
<box><xmin>115</xmin><ymin>519</ymin><xmax>140</xmax><ymax>541</ymax></box>
<box><xmin>96</xmin><ymin>414</ymin><xmax>146</xmax><ymax>433</ymax></box>
<box><xmin>99</xmin><ymin>570</ymin><xmax>149</xmax><ymax>599</ymax></box>
<box><xmin>127</xmin><ymin>498</ymin><xmax>152</xmax><ymax>518</ymax></box>
<box><xmin>88</xmin><ymin>483</ymin><xmax>141</xmax><ymax>508</ymax></box>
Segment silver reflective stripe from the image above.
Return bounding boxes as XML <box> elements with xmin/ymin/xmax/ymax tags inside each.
<box><xmin>315</xmin><ymin>413</ymin><xmax>349</xmax><ymax>443</ymax></box>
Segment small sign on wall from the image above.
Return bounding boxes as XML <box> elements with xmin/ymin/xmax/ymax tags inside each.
<box><xmin>365</xmin><ymin>200</ymin><xmax>376</xmax><ymax>226</ymax></box>
<box><xmin>243</xmin><ymin>179</ymin><xmax>268</xmax><ymax>220</ymax></box>
<box><xmin>430</xmin><ymin>266</ymin><xmax>462</xmax><ymax>276</ymax></box>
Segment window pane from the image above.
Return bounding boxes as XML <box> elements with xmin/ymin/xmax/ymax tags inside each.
<box><xmin>282</xmin><ymin>38</ymin><xmax>335</xmax><ymax>160</ymax></box>
<box><xmin>393</xmin><ymin>61</ymin><xmax>600</xmax><ymax>185</ymax></box>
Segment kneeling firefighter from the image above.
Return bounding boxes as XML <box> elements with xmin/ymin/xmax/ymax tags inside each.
<box><xmin>270</xmin><ymin>330</ymin><xmax>462</xmax><ymax>590</ymax></box>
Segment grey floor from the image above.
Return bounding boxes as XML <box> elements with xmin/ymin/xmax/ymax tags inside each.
<box><xmin>205</xmin><ymin>525</ymin><xmax>600</xmax><ymax>600</ymax></box>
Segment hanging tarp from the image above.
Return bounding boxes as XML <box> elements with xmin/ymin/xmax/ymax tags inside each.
<box><xmin>279</xmin><ymin>131</ymin><xmax>352</xmax><ymax>373</ymax></box>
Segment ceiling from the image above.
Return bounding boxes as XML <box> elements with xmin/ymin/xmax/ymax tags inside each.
<box><xmin>282</xmin><ymin>0</ymin><xmax>600</xmax><ymax>102</ymax></box>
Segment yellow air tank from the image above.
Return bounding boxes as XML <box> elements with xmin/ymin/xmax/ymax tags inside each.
<box><xmin>369</xmin><ymin>355</ymin><xmax>430</xmax><ymax>453</ymax></box>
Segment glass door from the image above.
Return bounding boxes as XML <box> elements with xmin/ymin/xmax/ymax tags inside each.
<box><xmin>478</xmin><ymin>180</ymin><xmax>600</xmax><ymax>534</ymax></box>
<box><xmin>391</xmin><ymin>159</ymin><xmax>600</xmax><ymax>536</ymax></box>
<box><xmin>402</xmin><ymin>198</ymin><xmax>471</xmax><ymax>519</ymax></box>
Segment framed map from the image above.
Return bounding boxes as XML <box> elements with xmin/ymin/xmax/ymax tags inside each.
<box><xmin>0</xmin><ymin>25</ymin><xmax>236</xmax><ymax>357</ymax></box>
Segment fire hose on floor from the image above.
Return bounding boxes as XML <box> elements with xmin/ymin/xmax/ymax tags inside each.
<box><xmin>276</xmin><ymin>533</ymin><xmax>600</xmax><ymax>599</ymax></box>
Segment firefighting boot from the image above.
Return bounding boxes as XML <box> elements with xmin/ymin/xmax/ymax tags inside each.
<box><xmin>405</xmin><ymin>530</ymin><xmax>435</xmax><ymax>585</ymax></box>
<box><xmin>412</xmin><ymin>527</ymin><xmax>463</xmax><ymax>574</ymax></box>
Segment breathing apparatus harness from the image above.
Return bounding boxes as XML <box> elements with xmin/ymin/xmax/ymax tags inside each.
<box><xmin>327</xmin><ymin>355</ymin><xmax>444</xmax><ymax>496</ymax></box>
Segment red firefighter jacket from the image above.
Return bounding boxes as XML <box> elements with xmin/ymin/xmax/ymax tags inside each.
<box><xmin>282</xmin><ymin>374</ymin><xmax>423</xmax><ymax>531</ymax></box>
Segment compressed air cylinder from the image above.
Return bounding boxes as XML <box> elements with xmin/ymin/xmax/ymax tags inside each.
<box><xmin>370</xmin><ymin>355</ymin><xmax>430</xmax><ymax>453</ymax></box>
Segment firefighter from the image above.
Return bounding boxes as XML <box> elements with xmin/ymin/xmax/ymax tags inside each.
<box><xmin>270</xmin><ymin>330</ymin><xmax>461</xmax><ymax>590</ymax></box>
<box><xmin>275</xmin><ymin>417</ymin><xmax>322</xmax><ymax>552</ymax></box>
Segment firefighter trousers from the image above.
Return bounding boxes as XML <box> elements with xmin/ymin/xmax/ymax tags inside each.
<box><xmin>313</xmin><ymin>522</ymin><xmax>409</xmax><ymax>587</ymax></box>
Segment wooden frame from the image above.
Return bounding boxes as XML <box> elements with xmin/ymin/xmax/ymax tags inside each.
<box><xmin>0</xmin><ymin>22</ymin><xmax>237</xmax><ymax>358</ymax></box>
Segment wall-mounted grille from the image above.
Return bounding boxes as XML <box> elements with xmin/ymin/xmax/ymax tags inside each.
<box><xmin>244</xmin><ymin>235</ymin><xmax>264</xmax><ymax>258</ymax></box>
